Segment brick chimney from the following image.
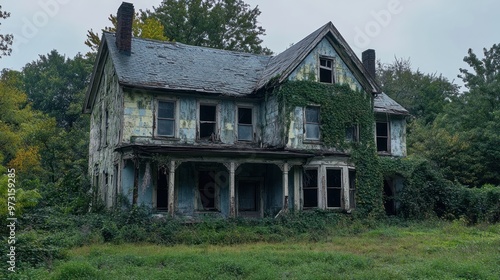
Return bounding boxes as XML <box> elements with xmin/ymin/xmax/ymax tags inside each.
<box><xmin>116</xmin><ymin>2</ymin><xmax>134</xmax><ymax>54</ymax></box>
<box><xmin>362</xmin><ymin>49</ymin><xmax>376</xmax><ymax>79</ymax></box>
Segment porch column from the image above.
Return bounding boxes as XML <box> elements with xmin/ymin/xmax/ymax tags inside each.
<box><xmin>168</xmin><ymin>160</ymin><xmax>175</xmax><ymax>217</ymax></box>
<box><xmin>294</xmin><ymin>166</ymin><xmax>301</xmax><ymax>211</ymax></box>
<box><xmin>282</xmin><ymin>162</ymin><xmax>290</xmax><ymax>212</ymax></box>
<box><xmin>229</xmin><ymin>162</ymin><xmax>236</xmax><ymax>218</ymax></box>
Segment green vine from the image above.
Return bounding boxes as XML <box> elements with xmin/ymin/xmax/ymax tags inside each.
<box><xmin>272</xmin><ymin>80</ymin><xmax>383</xmax><ymax>216</ymax></box>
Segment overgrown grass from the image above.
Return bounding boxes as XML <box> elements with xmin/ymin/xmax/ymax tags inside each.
<box><xmin>9</xmin><ymin>220</ymin><xmax>500</xmax><ymax>279</ymax></box>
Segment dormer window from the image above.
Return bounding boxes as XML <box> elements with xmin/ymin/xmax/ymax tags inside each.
<box><xmin>319</xmin><ymin>57</ymin><xmax>334</xmax><ymax>83</ymax></box>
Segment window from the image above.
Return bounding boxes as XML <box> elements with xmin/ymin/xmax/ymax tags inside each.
<box><xmin>349</xmin><ymin>169</ymin><xmax>356</xmax><ymax>208</ymax></box>
<box><xmin>326</xmin><ymin>169</ymin><xmax>342</xmax><ymax>208</ymax></box>
<box><xmin>237</xmin><ymin>107</ymin><xmax>253</xmax><ymax>141</ymax></box>
<box><xmin>376</xmin><ymin>121</ymin><xmax>390</xmax><ymax>152</ymax></box>
<box><xmin>319</xmin><ymin>57</ymin><xmax>334</xmax><ymax>83</ymax></box>
<box><xmin>305</xmin><ymin>106</ymin><xmax>320</xmax><ymax>140</ymax></box>
<box><xmin>157</xmin><ymin>101</ymin><xmax>175</xmax><ymax>137</ymax></box>
<box><xmin>198</xmin><ymin>170</ymin><xmax>219</xmax><ymax>211</ymax></box>
<box><xmin>199</xmin><ymin>104</ymin><xmax>217</xmax><ymax>140</ymax></box>
<box><xmin>345</xmin><ymin>124</ymin><xmax>359</xmax><ymax>142</ymax></box>
<box><xmin>303</xmin><ymin>169</ymin><xmax>318</xmax><ymax>208</ymax></box>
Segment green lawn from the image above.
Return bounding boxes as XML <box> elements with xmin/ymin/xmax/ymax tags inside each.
<box><xmin>15</xmin><ymin>221</ymin><xmax>500</xmax><ymax>279</ymax></box>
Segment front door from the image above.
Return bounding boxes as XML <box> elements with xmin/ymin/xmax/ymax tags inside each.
<box><xmin>237</xmin><ymin>179</ymin><xmax>261</xmax><ymax>217</ymax></box>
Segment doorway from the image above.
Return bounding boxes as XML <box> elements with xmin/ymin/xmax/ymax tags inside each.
<box><xmin>237</xmin><ymin>179</ymin><xmax>262</xmax><ymax>218</ymax></box>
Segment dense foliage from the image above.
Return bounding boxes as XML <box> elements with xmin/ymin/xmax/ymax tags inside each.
<box><xmin>147</xmin><ymin>0</ymin><xmax>272</xmax><ymax>54</ymax></box>
<box><xmin>274</xmin><ymin>81</ymin><xmax>383</xmax><ymax>217</ymax></box>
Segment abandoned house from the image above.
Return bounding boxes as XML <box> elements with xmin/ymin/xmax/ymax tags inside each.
<box><xmin>83</xmin><ymin>2</ymin><xmax>408</xmax><ymax>218</ymax></box>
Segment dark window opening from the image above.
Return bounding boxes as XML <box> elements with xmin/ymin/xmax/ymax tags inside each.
<box><xmin>198</xmin><ymin>171</ymin><xmax>217</xmax><ymax>211</ymax></box>
<box><xmin>156</xmin><ymin>168</ymin><xmax>169</xmax><ymax>210</ymax></box>
<box><xmin>238</xmin><ymin>180</ymin><xmax>258</xmax><ymax>212</ymax></box>
<box><xmin>238</xmin><ymin>107</ymin><xmax>253</xmax><ymax>141</ymax></box>
<box><xmin>200</xmin><ymin>105</ymin><xmax>216</xmax><ymax>139</ymax></box>
<box><xmin>327</xmin><ymin>169</ymin><xmax>342</xmax><ymax>208</ymax></box>
<box><xmin>303</xmin><ymin>169</ymin><xmax>318</xmax><ymax>208</ymax></box>
<box><xmin>349</xmin><ymin>169</ymin><xmax>356</xmax><ymax>208</ymax></box>
<box><xmin>376</xmin><ymin>122</ymin><xmax>389</xmax><ymax>152</ymax></box>
<box><xmin>305</xmin><ymin>106</ymin><xmax>320</xmax><ymax>140</ymax></box>
<box><xmin>158</xmin><ymin>101</ymin><xmax>175</xmax><ymax>136</ymax></box>
<box><xmin>319</xmin><ymin>58</ymin><xmax>334</xmax><ymax>83</ymax></box>
<box><xmin>345</xmin><ymin>124</ymin><xmax>359</xmax><ymax>142</ymax></box>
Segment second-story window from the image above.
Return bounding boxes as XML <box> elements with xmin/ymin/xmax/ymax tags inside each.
<box><xmin>345</xmin><ymin>124</ymin><xmax>359</xmax><ymax>143</ymax></box>
<box><xmin>376</xmin><ymin>121</ymin><xmax>390</xmax><ymax>152</ymax></box>
<box><xmin>157</xmin><ymin>101</ymin><xmax>175</xmax><ymax>137</ymax></box>
<box><xmin>319</xmin><ymin>57</ymin><xmax>334</xmax><ymax>83</ymax></box>
<box><xmin>305</xmin><ymin>106</ymin><xmax>320</xmax><ymax>140</ymax></box>
<box><xmin>199</xmin><ymin>104</ymin><xmax>217</xmax><ymax>140</ymax></box>
<box><xmin>237</xmin><ymin>107</ymin><xmax>253</xmax><ymax>141</ymax></box>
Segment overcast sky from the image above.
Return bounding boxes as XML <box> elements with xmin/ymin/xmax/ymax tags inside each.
<box><xmin>2</xmin><ymin>0</ymin><xmax>499</xmax><ymax>91</ymax></box>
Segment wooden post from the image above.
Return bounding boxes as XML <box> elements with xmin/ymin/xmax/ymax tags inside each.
<box><xmin>229</xmin><ymin>162</ymin><xmax>236</xmax><ymax>218</ymax></box>
<box><xmin>168</xmin><ymin>160</ymin><xmax>175</xmax><ymax>217</ymax></box>
<box><xmin>132</xmin><ymin>159</ymin><xmax>139</xmax><ymax>206</ymax></box>
<box><xmin>283</xmin><ymin>162</ymin><xmax>289</xmax><ymax>212</ymax></box>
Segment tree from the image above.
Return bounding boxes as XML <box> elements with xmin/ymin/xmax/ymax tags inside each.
<box><xmin>85</xmin><ymin>12</ymin><xmax>168</xmax><ymax>53</ymax></box>
<box><xmin>406</xmin><ymin>45</ymin><xmax>500</xmax><ymax>187</ymax></box>
<box><xmin>22</xmin><ymin>50</ymin><xmax>93</xmax><ymax>129</ymax></box>
<box><xmin>0</xmin><ymin>5</ymin><xmax>13</xmax><ymax>58</ymax></box>
<box><xmin>377</xmin><ymin>58</ymin><xmax>459</xmax><ymax>124</ymax></box>
<box><xmin>147</xmin><ymin>0</ymin><xmax>272</xmax><ymax>54</ymax></box>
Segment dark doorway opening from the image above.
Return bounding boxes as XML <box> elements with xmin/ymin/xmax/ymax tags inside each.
<box><xmin>383</xmin><ymin>179</ymin><xmax>396</xmax><ymax>215</ymax></box>
<box><xmin>198</xmin><ymin>170</ymin><xmax>217</xmax><ymax>210</ymax></box>
<box><xmin>156</xmin><ymin>169</ymin><xmax>169</xmax><ymax>210</ymax></box>
<box><xmin>238</xmin><ymin>179</ymin><xmax>261</xmax><ymax>218</ymax></box>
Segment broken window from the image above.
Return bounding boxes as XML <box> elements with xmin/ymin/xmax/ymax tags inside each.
<box><xmin>157</xmin><ymin>101</ymin><xmax>175</xmax><ymax>137</ymax></box>
<box><xmin>198</xmin><ymin>170</ymin><xmax>218</xmax><ymax>211</ymax></box>
<box><xmin>326</xmin><ymin>169</ymin><xmax>342</xmax><ymax>208</ymax></box>
<box><xmin>319</xmin><ymin>57</ymin><xmax>334</xmax><ymax>83</ymax></box>
<box><xmin>237</xmin><ymin>107</ymin><xmax>253</xmax><ymax>141</ymax></box>
<box><xmin>199</xmin><ymin>104</ymin><xmax>217</xmax><ymax>140</ymax></box>
<box><xmin>156</xmin><ymin>167</ymin><xmax>169</xmax><ymax>210</ymax></box>
<box><xmin>376</xmin><ymin>121</ymin><xmax>390</xmax><ymax>152</ymax></box>
<box><xmin>303</xmin><ymin>169</ymin><xmax>318</xmax><ymax>208</ymax></box>
<box><xmin>345</xmin><ymin>124</ymin><xmax>359</xmax><ymax>142</ymax></box>
<box><xmin>349</xmin><ymin>169</ymin><xmax>356</xmax><ymax>209</ymax></box>
<box><xmin>305</xmin><ymin>106</ymin><xmax>320</xmax><ymax>140</ymax></box>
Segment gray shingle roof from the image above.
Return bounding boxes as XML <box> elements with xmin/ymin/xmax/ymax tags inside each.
<box><xmin>104</xmin><ymin>32</ymin><xmax>271</xmax><ymax>96</ymax></box>
<box><xmin>374</xmin><ymin>93</ymin><xmax>409</xmax><ymax>115</ymax></box>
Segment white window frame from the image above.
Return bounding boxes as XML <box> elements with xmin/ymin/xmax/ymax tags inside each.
<box><xmin>155</xmin><ymin>98</ymin><xmax>179</xmax><ymax>138</ymax></box>
<box><xmin>236</xmin><ymin>105</ymin><xmax>255</xmax><ymax>142</ymax></box>
<box><xmin>325</xmin><ymin>168</ymin><xmax>343</xmax><ymax>209</ymax></box>
<box><xmin>319</xmin><ymin>56</ymin><xmax>335</xmax><ymax>84</ymax></box>
<box><xmin>304</xmin><ymin>106</ymin><xmax>321</xmax><ymax>141</ymax></box>
<box><xmin>197</xmin><ymin>101</ymin><xmax>219</xmax><ymax>141</ymax></box>
<box><xmin>376</xmin><ymin>120</ymin><xmax>391</xmax><ymax>153</ymax></box>
<box><xmin>302</xmin><ymin>167</ymin><xmax>320</xmax><ymax>209</ymax></box>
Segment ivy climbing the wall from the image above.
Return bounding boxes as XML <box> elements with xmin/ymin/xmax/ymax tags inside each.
<box><xmin>272</xmin><ymin>81</ymin><xmax>384</xmax><ymax>217</ymax></box>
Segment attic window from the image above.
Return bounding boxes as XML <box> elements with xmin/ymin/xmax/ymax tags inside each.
<box><xmin>199</xmin><ymin>104</ymin><xmax>217</xmax><ymax>140</ymax></box>
<box><xmin>319</xmin><ymin>58</ymin><xmax>334</xmax><ymax>83</ymax></box>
